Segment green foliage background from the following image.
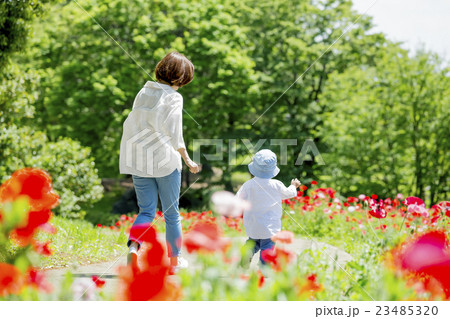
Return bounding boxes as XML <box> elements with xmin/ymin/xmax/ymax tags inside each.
<box><xmin>1</xmin><ymin>0</ymin><xmax>449</xmax><ymax>214</ymax></box>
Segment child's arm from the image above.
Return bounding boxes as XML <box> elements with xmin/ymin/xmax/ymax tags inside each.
<box><xmin>279</xmin><ymin>178</ymin><xmax>301</xmax><ymax>199</ymax></box>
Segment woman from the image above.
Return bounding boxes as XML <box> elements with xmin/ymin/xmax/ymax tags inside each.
<box><xmin>119</xmin><ymin>51</ymin><xmax>200</xmax><ymax>271</ymax></box>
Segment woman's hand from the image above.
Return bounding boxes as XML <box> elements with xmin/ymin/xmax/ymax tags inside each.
<box><xmin>186</xmin><ymin>159</ymin><xmax>201</xmax><ymax>174</ymax></box>
<box><xmin>291</xmin><ymin>178</ymin><xmax>301</xmax><ymax>188</ymax></box>
<box><xmin>177</xmin><ymin>148</ymin><xmax>201</xmax><ymax>174</ymax></box>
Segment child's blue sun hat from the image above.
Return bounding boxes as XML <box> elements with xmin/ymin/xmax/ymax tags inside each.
<box><xmin>248</xmin><ymin>149</ymin><xmax>280</xmax><ymax>179</ymax></box>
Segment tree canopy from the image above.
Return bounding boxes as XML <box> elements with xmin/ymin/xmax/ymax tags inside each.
<box><xmin>2</xmin><ymin>0</ymin><xmax>448</xmax><ymax>206</ymax></box>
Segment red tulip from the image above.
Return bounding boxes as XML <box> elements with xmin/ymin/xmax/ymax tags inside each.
<box><xmin>368</xmin><ymin>199</ymin><xmax>387</xmax><ymax>219</ymax></box>
<box><xmin>116</xmin><ymin>227</ymin><xmax>180</xmax><ymax>301</ymax></box>
<box><xmin>403</xmin><ymin>196</ymin><xmax>425</xmax><ymax>207</ymax></box>
<box><xmin>91</xmin><ymin>275</ymin><xmax>106</xmax><ymax>289</ymax></box>
<box><xmin>0</xmin><ymin>168</ymin><xmax>59</xmax><ymax>211</ymax></box>
<box><xmin>32</xmin><ymin>240</ymin><xmax>53</xmax><ymax>256</ymax></box>
<box><xmin>347</xmin><ymin>197</ymin><xmax>358</xmax><ymax>203</ymax></box>
<box><xmin>184</xmin><ymin>221</ymin><xmax>230</xmax><ymax>254</ymax></box>
<box><xmin>257</xmin><ymin>270</ymin><xmax>265</xmax><ymax>288</ymax></box>
<box><xmin>394</xmin><ymin>231</ymin><xmax>450</xmax><ymax>298</ymax></box>
<box><xmin>298</xmin><ymin>273</ymin><xmax>323</xmax><ymax>296</ymax></box>
<box><xmin>128</xmin><ymin>223</ymin><xmax>158</xmax><ymax>244</ymax></box>
<box><xmin>271</xmin><ymin>230</ymin><xmax>294</xmax><ymax>244</ymax></box>
<box><xmin>11</xmin><ymin>208</ymin><xmax>53</xmax><ymax>246</ymax></box>
<box><xmin>261</xmin><ymin>247</ymin><xmax>294</xmax><ymax>272</ymax></box>
<box><xmin>0</xmin><ymin>263</ymin><xmax>24</xmax><ymax>297</ymax></box>
<box><xmin>27</xmin><ymin>268</ymin><xmax>52</xmax><ymax>293</ymax></box>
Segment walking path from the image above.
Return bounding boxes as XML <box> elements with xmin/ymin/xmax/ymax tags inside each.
<box><xmin>44</xmin><ymin>237</ymin><xmax>352</xmax><ymax>296</ymax></box>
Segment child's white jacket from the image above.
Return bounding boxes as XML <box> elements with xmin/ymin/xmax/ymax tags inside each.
<box><xmin>236</xmin><ymin>177</ymin><xmax>297</xmax><ymax>239</ymax></box>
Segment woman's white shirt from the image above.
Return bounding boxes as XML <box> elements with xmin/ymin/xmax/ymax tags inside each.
<box><xmin>119</xmin><ymin>81</ymin><xmax>185</xmax><ymax>177</ymax></box>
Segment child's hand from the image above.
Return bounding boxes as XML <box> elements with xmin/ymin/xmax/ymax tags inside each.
<box><xmin>291</xmin><ymin>178</ymin><xmax>301</xmax><ymax>188</ymax></box>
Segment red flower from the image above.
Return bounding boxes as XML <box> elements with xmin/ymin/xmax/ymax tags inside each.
<box><xmin>298</xmin><ymin>273</ymin><xmax>323</xmax><ymax>296</ymax></box>
<box><xmin>0</xmin><ymin>168</ymin><xmax>59</xmax><ymax>211</ymax></box>
<box><xmin>261</xmin><ymin>247</ymin><xmax>294</xmax><ymax>272</ymax></box>
<box><xmin>184</xmin><ymin>221</ymin><xmax>230</xmax><ymax>254</ymax></box>
<box><xmin>399</xmin><ymin>231</ymin><xmax>448</xmax><ymax>271</ymax></box>
<box><xmin>311</xmin><ymin>180</ymin><xmax>317</xmax><ymax>185</ymax></box>
<box><xmin>11</xmin><ymin>208</ymin><xmax>53</xmax><ymax>245</ymax></box>
<box><xmin>394</xmin><ymin>231</ymin><xmax>450</xmax><ymax>298</ymax></box>
<box><xmin>347</xmin><ymin>197</ymin><xmax>358</xmax><ymax>203</ymax></box>
<box><xmin>368</xmin><ymin>199</ymin><xmax>387</xmax><ymax>219</ymax></box>
<box><xmin>392</xmin><ymin>198</ymin><xmax>400</xmax><ymax>208</ymax></box>
<box><xmin>116</xmin><ymin>227</ymin><xmax>181</xmax><ymax>301</ymax></box>
<box><xmin>32</xmin><ymin>240</ymin><xmax>53</xmax><ymax>256</ymax></box>
<box><xmin>403</xmin><ymin>196</ymin><xmax>425</xmax><ymax>207</ymax></box>
<box><xmin>300</xmin><ymin>185</ymin><xmax>307</xmax><ymax>191</ymax></box>
<box><xmin>92</xmin><ymin>275</ymin><xmax>106</xmax><ymax>289</ymax></box>
<box><xmin>128</xmin><ymin>223</ymin><xmax>157</xmax><ymax>244</ymax></box>
<box><xmin>371</xmin><ymin>194</ymin><xmax>378</xmax><ymax>199</ymax></box>
<box><xmin>421</xmin><ymin>260</ymin><xmax>450</xmax><ymax>299</ymax></box>
<box><xmin>257</xmin><ymin>270</ymin><xmax>265</xmax><ymax>288</ymax></box>
<box><xmin>27</xmin><ymin>268</ymin><xmax>52</xmax><ymax>293</ymax></box>
<box><xmin>433</xmin><ymin>201</ymin><xmax>450</xmax><ymax>217</ymax></box>
<box><xmin>315</xmin><ymin>187</ymin><xmax>336</xmax><ymax>199</ymax></box>
<box><xmin>0</xmin><ymin>263</ymin><xmax>24</xmax><ymax>297</ymax></box>
<box><xmin>271</xmin><ymin>230</ymin><xmax>294</xmax><ymax>244</ymax></box>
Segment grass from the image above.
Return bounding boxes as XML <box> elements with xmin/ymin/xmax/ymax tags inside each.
<box><xmin>84</xmin><ymin>187</ymin><xmax>125</xmax><ymax>226</ymax></box>
<box><xmin>37</xmin><ymin>215</ymin><xmax>128</xmax><ymax>269</ymax></box>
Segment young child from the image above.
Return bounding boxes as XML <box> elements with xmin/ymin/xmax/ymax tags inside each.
<box><xmin>236</xmin><ymin>149</ymin><xmax>301</xmax><ymax>265</ymax></box>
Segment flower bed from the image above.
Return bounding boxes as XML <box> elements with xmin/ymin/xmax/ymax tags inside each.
<box><xmin>1</xmin><ymin>169</ymin><xmax>449</xmax><ymax>300</ymax></box>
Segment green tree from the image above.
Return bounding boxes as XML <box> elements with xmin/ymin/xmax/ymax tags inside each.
<box><xmin>26</xmin><ymin>0</ymin><xmax>388</xmax><ymax>189</ymax></box>
<box><xmin>0</xmin><ymin>0</ymin><xmax>55</xmax><ymax>124</ymax></box>
<box><xmin>0</xmin><ymin>125</ymin><xmax>103</xmax><ymax>218</ymax></box>
<box><xmin>1</xmin><ymin>0</ymin><xmax>104</xmax><ymax>218</ymax></box>
<box><xmin>243</xmin><ymin>0</ymin><xmax>387</xmax><ymax>184</ymax></box>
<box><xmin>0</xmin><ymin>0</ymin><xmax>52</xmax><ymax>68</ymax></box>
<box><xmin>320</xmin><ymin>47</ymin><xmax>449</xmax><ymax>203</ymax></box>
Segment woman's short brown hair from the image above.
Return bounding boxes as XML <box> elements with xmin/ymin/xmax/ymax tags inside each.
<box><xmin>155</xmin><ymin>51</ymin><xmax>194</xmax><ymax>87</ymax></box>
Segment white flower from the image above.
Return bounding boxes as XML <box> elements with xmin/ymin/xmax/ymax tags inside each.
<box><xmin>348</xmin><ymin>206</ymin><xmax>356</xmax><ymax>213</ymax></box>
<box><xmin>211</xmin><ymin>191</ymin><xmax>250</xmax><ymax>218</ymax></box>
<box><xmin>72</xmin><ymin>278</ymin><xmax>97</xmax><ymax>301</ymax></box>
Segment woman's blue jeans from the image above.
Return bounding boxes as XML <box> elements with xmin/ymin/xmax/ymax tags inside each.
<box><xmin>128</xmin><ymin>168</ymin><xmax>182</xmax><ymax>257</ymax></box>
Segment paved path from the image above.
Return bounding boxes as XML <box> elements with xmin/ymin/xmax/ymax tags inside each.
<box><xmin>44</xmin><ymin>237</ymin><xmax>352</xmax><ymax>296</ymax></box>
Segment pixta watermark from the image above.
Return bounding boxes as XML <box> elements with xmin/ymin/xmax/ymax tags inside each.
<box><xmin>192</xmin><ymin>138</ymin><xmax>325</xmax><ymax>166</ymax></box>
